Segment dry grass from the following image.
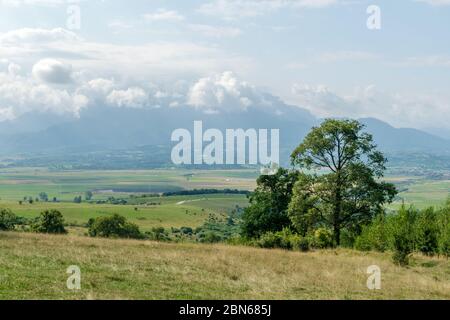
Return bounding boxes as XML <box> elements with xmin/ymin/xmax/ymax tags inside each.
<box><xmin>0</xmin><ymin>232</ymin><xmax>448</xmax><ymax>300</ymax></box>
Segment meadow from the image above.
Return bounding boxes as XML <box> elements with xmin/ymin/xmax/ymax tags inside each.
<box><xmin>0</xmin><ymin>232</ymin><xmax>448</xmax><ymax>300</ymax></box>
<box><xmin>0</xmin><ymin>167</ymin><xmax>449</xmax><ymax>300</ymax></box>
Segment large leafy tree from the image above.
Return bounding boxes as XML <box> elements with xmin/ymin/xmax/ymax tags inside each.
<box><xmin>241</xmin><ymin>168</ymin><xmax>299</xmax><ymax>238</ymax></box>
<box><xmin>289</xmin><ymin>119</ymin><xmax>397</xmax><ymax>245</ymax></box>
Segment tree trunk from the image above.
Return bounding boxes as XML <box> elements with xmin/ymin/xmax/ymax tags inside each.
<box><xmin>334</xmin><ymin>174</ymin><xmax>342</xmax><ymax>246</ymax></box>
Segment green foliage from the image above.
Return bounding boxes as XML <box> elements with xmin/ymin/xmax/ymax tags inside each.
<box><xmin>241</xmin><ymin>168</ymin><xmax>299</xmax><ymax>238</ymax></box>
<box><xmin>257</xmin><ymin>228</ymin><xmax>312</xmax><ymax>251</ymax></box>
<box><xmin>38</xmin><ymin>192</ymin><xmax>49</xmax><ymax>202</ymax></box>
<box><xmin>354</xmin><ymin>215</ymin><xmax>390</xmax><ymax>252</ymax></box>
<box><xmin>88</xmin><ymin>214</ymin><xmax>142</xmax><ymax>239</ymax></box>
<box><xmin>290</xmin><ymin>119</ymin><xmax>397</xmax><ymax>245</ymax></box>
<box><xmin>199</xmin><ymin>231</ymin><xmax>222</xmax><ymax>244</ymax></box>
<box><xmin>312</xmin><ymin>228</ymin><xmax>334</xmax><ymax>249</ymax></box>
<box><xmin>437</xmin><ymin>202</ymin><xmax>450</xmax><ymax>257</ymax></box>
<box><xmin>85</xmin><ymin>191</ymin><xmax>93</xmax><ymax>201</ymax></box>
<box><xmin>417</xmin><ymin>208</ymin><xmax>439</xmax><ymax>256</ymax></box>
<box><xmin>32</xmin><ymin>210</ymin><xmax>67</xmax><ymax>234</ymax></box>
<box><xmin>0</xmin><ymin>209</ymin><xmax>18</xmax><ymax>231</ymax></box>
<box><xmin>146</xmin><ymin>227</ymin><xmax>169</xmax><ymax>241</ymax></box>
<box><xmin>391</xmin><ymin>206</ymin><xmax>417</xmax><ymax>266</ymax></box>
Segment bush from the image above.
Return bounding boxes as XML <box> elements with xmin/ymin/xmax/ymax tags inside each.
<box><xmin>32</xmin><ymin>210</ymin><xmax>67</xmax><ymax>234</ymax></box>
<box><xmin>199</xmin><ymin>231</ymin><xmax>222</xmax><ymax>243</ymax></box>
<box><xmin>437</xmin><ymin>205</ymin><xmax>450</xmax><ymax>257</ymax></box>
<box><xmin>391</xmin><ymin>206</ymin><xmax>417</xmax><ymax>266</ymax></box>
<box><xmin>354</xmin><ymin>215</ymin><xmax>390</xmax><ymax>252</ymax></box>
<box><xmin>291</xmin><ymin>234</ymin><xmax>311</xmax><ymax>252</ymax></box>
<box><xmin>257</xmin><ymin>228</ymin><xmax>309</xmax><ymax>251</ymax></box>
<box><xmin>88</xmin><ymin>214</ymin><xmax>142</xmax><ymax>239</ymax></box>
<box><xmin>312</xmin><ymin>228</ymin><xmax>334</xmax><ymax>249</ymax></box>
<box><xmin>258</xmin><ymin>228</ymin><xmax>294</xmax><ymax>249</ymax></box>
<box><xmin>147</xmin><ymin>227</ymin><xmax>169</xmax><ymax>241</ymax></box>
<box><xmin>417</xmin><ymin>208</ymin><xmax>439</xmax><ymax>256</ymax></box>
<box><xmin>0</xmin><ymin>209</ymin><xmax>17</xmax><ymax>231</ymax></box>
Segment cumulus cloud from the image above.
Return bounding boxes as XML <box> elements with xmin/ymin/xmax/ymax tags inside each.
<box><xmin>188</xmin><ymin>71</ymin><xmax>252</xmax><ymax>112</ymax></box>
<box><xmin>32</xmin><ymin>59</ymin><xmax>73</xmax><ymax>84</ymax></box>
<box><xmin>0</xmin><ymin>27</ymin><xmax>249</xmax><ymax>80</ymax></box>
<box><xmin>107</xmin><ymin>87</ymin><xmax>148</xmax><ymax>108</ymax></box>
<box><xmin>291</xmin><ymin>82</ymin><xmax>450</xmax><ymax>130</ymax></box>
<box><xmin>0</xmin><ymin>67</ymin><xmax>88</xmax><ymax>119</ymax></box>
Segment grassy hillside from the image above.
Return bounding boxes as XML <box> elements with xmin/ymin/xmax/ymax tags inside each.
<box><xmin>0</xmin><ymin>232</ymin><xmax>448</xmax><ymax>300</ymax></box>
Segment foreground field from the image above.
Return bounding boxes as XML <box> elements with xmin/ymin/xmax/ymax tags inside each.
<box><xmin>0</xmin><ymin>232</ymin><xmax>448</xmax><ymax>300</ymax></box>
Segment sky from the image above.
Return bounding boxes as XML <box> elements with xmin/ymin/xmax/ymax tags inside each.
<box><xmin>0</xmin><ymin>0</ymin><xmax>449</xmax><ymax>136</ymax></box>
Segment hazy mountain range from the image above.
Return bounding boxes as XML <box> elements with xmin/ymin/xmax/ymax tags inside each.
<box><xmin>0</xmin><ymin>101</ymin><xmax>449</xmax><ymax>165</ymax></box>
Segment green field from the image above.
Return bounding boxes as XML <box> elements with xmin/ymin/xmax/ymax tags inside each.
<box><xmin>0</xmin><ymin>168</ymin><xmax>448</xmax><ymax>233</ymax></box>
<box><xmin>0</xmin><ymin>168</ymin><xmax>257</xmax><ymax>200</ymax></box>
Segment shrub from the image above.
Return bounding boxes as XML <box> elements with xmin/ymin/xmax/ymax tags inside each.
<box><xmin>180</xmin><ymin>227</ymin><xmax>193</xmax><ymax>235</ymax></box>
<box><xmin>312</xmin><ymin>228</ymin><xmax>334</xmax><ymax>249</ymax></box>
<box><xmin>437</xmin><ymin>205</ymin><xmax>450</xmax><ymax>257</ymax></box>
<box><xmin>291</xmin><ymin>234</ymin><xmax>311</xmax><ymax>252</ymax></box>
<box><xmin>391</xmin><ymin>206</ymin><xmax>417</xmax><ymax>266</ymax></box>
<box><xmin>257</xmin><ymin>228</ymin><xmax>303</xmax><ymax>250</ymax></box>
<box><xmin>200</xmin><ymin>231</ymin><xmax>222</xmax><ymax>243</ymax></box>
<box><xmin>32</xmin><ymin>210</ymin><xmax>67</xmax><ymax>234</ymax></box>
<box><xmin>258</xmin><ymin>231</ymin><xmax>282</xmax><ymax>249</ymax></box>
<box><xmin>354</xmin><ymin>215</ymin><xmax>390</xmax><ymax>252</ymax></box>
<box><xmin>88</xmin><ymin>214</ymin><xmax>142</xmax><ymax>239</ymax></box>
<box><xmin>147</xmin><ymin>227</ymin><xmax>169</xmax><ymax>241</ymax></box>
<box><xmin>0</xmin><ymin>209</ymin><xmax>17</xmax><ymax>231</ymax></box>
<box><xmin>417</xmin><ymin>208</ymin><xmax>439</xmax><ymax>256</ymax></box>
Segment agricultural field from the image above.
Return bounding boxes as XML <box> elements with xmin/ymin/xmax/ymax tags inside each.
<box><xmin>0</xmin><ymin>232</ymin><xmax>448</xmax><ymax>300</ymax></box>
<box><xmin>0</xmin><ymin>168</ymin><xmax>448</xmax><ymax>233</ymax></box>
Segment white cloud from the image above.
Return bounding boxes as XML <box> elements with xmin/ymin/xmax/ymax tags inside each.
<box><xmin>0</xmin><ymin>68</ymin><xmax>88</xmax><ymax>119</ymax></box>
<box><xmin>107</xmin><ymin>87</ymin><xmax>148</xmax><ymax>108</ymax></box>
<box><xmin>0</xmin><ymin>27</ymin><xmax>80</xmax><ymax>44</ymax></box>
<box><xmin>198</xmin><ymin>0</ymin><xmax>338</xmax><ymax>19</ymax></box>
<box><xmin>32</xmin><ymin>59</ymin><xmax>73</xmax><ymax>84</ymax></box>
<box><xmin>0</xmin><ymin>28</ymin><xmax>250</xmax><ymax>80</ymax></box>
<box><xmin>8</xmin><ymin>62</ymin><xmax>21</xmax><ymax>76</ymax></box>
<box><xmin>186</xmin><ymin>71</ymin><xmax>284</xmax><ymax>114</ymax></box>
<box><xmin>143</xmin><ymin>9</ymin><xmax>185</xmax><ymax>22</ymax></box>
<box><xmin>291</xmin><ymin>82</ymin><xmax>450</xmax><ymax>130</ymax></box>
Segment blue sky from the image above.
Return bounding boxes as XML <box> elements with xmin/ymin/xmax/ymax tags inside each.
<box><xmin>0</xmin><ymin>0</ymin><xmax>449</xmax><ymax>135</ymax></box>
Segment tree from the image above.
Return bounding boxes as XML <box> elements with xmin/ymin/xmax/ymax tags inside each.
<box><xmin>32</xmin><ymin>210</ymin><xmax>67</xmax><ymax>234</ymax></box>
<box><xmin>0</xmin><ymin>209</ymin><xmax>17</xmax><ymax>231</ymax></box>
<box><xmin>290</xmin><ymin>119</ymin><xmax>397</xmax><ymax>245</ymax></box>
<box><xmin>88</xmin><ymin>214</ymin><xmax>142</xmax><ymax>239</ymax></box>
<box><xmin>85</xmin><ymin>191</ymin><xmax>93</xmax><ymax>201</ymax></box>
<box><xmin>38</xmin><ymin>192</ymin><xmax>49</xmax><ymax>202</ymax></box>
<box><xmin>241</xmin><ymin>168</ymin><xmax>299</xmax><ymax>238</ymax></box>
<box><xmin>73</xmin><ymin>195</ymin><xmax>82</xmax><ymax>203</ymax></box>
